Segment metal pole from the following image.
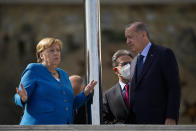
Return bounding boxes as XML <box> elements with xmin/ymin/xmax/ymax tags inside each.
<box><xmin>84</xmin><ymin>0</ymin><xmax>102</xmax><ymax>125</ymax></box>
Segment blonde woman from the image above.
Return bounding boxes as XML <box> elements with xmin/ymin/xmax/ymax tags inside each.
<box><xmin>14</xmin><ymin>37</ymin><xmax>97</xmax><ymax>125</ymax></box>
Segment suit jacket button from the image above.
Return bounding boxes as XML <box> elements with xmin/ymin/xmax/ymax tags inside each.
<box><xmin>64</xmin><ymin>100</ymin><xmax>67</xmax><ymax>102</ymax></box>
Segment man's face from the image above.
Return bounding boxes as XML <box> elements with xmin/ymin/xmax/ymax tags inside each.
<box><xmin>69</xmin><ymin>77</ymin><xmax>84</xmax><ymax>96</ymax></box>
<box><xmin>125</xmin><ymin>26</ymin><xmax>145</xmax><ymax>53</ymax></box>
<box><xmin>70</xmin><ymin>80</ymin><xmax>81</xmax><ymax>96</ymax></box>
<box><xmin>115</xmin><ymin>55</ymin><xmax>132</xmax><ymax>75</ymax></box>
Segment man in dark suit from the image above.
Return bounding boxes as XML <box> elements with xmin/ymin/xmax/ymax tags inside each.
<box><xmin>125</xmin><ymin>21</ymin><xmax>181</xmax><ymax>124</ymax></box>
<box><xmin>70</xmin><ymin>75</ymin><xmax>88</xmax><ymax>124</ymax></box>
<box><xmin>102</xmin><ymin>50</ymin><xmax>135</xmax><ymax>124</ymax></box>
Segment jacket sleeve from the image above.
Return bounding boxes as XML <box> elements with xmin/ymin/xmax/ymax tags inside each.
<box><xmin>14</xmin><ymin>68</ymin><xmax>37</xmax><ymax>108</ymax></box>
<box><xmin>161</xmin><ymin>48</ymin><xmax>181</xmax><ymax>121</ymax></box>
<box><xmin>73</xmin><ymin>91</ymin><xmax>88</xmax><ymax>110</ymax></box>
<box><xmin>102</xmin><ymin>92</ymin><xmax>116</xmax><ymax>124</ymax></box>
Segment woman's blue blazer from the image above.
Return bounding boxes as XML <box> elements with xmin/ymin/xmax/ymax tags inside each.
<box><xmin>14</xmin><ymin>63</ymin><xmax>87</xmax><ymax>125</ymax></box>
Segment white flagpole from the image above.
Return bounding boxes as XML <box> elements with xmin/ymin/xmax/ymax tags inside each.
<box><xmin>84</xmin><ymin>0</ymin><xmax>102</xmax><ymax>125</ymax></box>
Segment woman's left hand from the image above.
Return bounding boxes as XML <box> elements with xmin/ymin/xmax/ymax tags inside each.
<box><xmin>84</xmin><ymin>80</ymin><xmax>97</xmax><ymax>96</ymax></box>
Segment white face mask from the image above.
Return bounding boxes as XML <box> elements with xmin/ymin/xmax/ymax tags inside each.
<box><xmin>120</xmin><ymin>63</ymin><xmax>131</xmax><ymax>80</ymax></box>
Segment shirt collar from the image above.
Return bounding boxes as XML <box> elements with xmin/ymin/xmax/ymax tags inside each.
<box><xmin>140</xmin><ymin>42</ymin><xmax>152</xmax><ymax>57</ymax></box>
<box><xmin>119</xmin><ymin>80</ymin><xmax>126</xmax><ymax>91</ymax></box>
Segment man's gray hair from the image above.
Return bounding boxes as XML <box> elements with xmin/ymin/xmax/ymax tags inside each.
<box><xmin>112</xmin><ymin>50</ymin><xmax>133</xmax><ymax>68</ymax></box>
<box><xmin>126</xmin><ymin>21</ymin><xmax>150</xmax><ymax>39</ymax></box>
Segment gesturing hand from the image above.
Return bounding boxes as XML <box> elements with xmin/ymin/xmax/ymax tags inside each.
<box><xmin>16</xmin><ymin>84</ymin><xmax>28</xmax><ymax>103</ymax></box>
<box><xmin>84</xmin><ymin>80</ymin><xmax>97</xmax><ymax>96</ymax></box>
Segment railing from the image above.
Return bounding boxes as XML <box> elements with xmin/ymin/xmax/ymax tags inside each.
<box><xmin>0</xmin><ymin>125</ymin><xmax>196</xmax><ymax>131</ymax></box>
<box><xmin>0</xmin><ymin>0</ymin><xmax>196</xmax><ymax>4</ymax></box>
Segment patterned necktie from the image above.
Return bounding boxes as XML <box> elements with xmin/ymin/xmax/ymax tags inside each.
<box><xmin>137</xmin><ymin>54</ymin><xmax>144</xmax><ymax>80</ymax></box>
<box><xmin>124</xmin><ymin>84</ymin><xmax>130</xmax><ymax>108</ymax></box>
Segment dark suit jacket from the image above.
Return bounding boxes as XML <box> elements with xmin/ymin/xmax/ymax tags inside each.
<box><xmin>102</xmin><ymin>83</ymin><xmax>135</xmax><ymax>124</ymax></box>
<box><xmin>73</xmin><ymin>103</ymin><xmax>87</xmax><ymax>124</ymax></box>
<box><xmin>73</xmin><ymin>94</ymin><xmax>93</xmax><ymax>124</ymax></box>
<box><xmin>130</xmin><ymin>43</ymin><xmax>181</xmax><ymax>124</ymax></box>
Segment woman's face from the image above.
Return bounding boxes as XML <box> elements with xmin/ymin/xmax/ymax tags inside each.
<box><xmin>40</xmin><ymin>43</ymin><xmax>61</xmax><ymax>67</ymax></box>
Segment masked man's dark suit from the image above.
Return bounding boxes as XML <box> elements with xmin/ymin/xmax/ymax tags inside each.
<box><xmin>129</xmin><ymin>43</ymin><xmax>181</xmax><ymax>124</ymax></box>
<box><xmin>102</xmin><ymin>83</ymin><xmax>135</xmax><ymax>124</ymax></box>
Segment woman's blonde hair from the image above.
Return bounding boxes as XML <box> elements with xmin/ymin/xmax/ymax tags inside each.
<box><xmin>36</xmin><ymin>37</ymin><xmax>63</xmax><ymax>63</ymax></box>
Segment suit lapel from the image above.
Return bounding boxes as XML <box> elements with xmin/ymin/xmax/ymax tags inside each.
<box><xmin>130</xmin><ymin>56</ymin><xmax>137</xmax><ymax>83</ymax></box>
<box><xmin>130</xmin><ymin>56</ymin><xmax>137</xmax><ymax>90</ymax></box>
<box><xmin>136</xmin><ymin>44</ymin><xmax>155</xmax><ymax>86</ymax></box>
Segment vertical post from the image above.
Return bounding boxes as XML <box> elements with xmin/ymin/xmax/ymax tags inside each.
<box><xmin>84</xmin><ymin>0</ymin><xmax>102</xmax><ymax>125</ymax></box>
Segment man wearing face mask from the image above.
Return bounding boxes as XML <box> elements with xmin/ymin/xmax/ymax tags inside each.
<box><xmin>102</xmin><ymin>50</ymin><xmax>135</xmax><ymax>124</ymax></box>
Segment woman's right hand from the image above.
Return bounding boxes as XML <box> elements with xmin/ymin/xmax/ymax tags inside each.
<box><xmin>84</xmin><ymin>80</ymin><xmax>97</xmax><ymax>96</ymax></box>
<box><xmin>16</xmin><ymin>84</ymin><xmax>28</xmax><ymax>103</ymax></box>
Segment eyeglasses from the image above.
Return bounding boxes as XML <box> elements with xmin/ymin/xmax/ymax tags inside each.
<box><xmin>118</xmin><ymin>61</ymin><xmax>131</xmax><ymax>66</ymax></box>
